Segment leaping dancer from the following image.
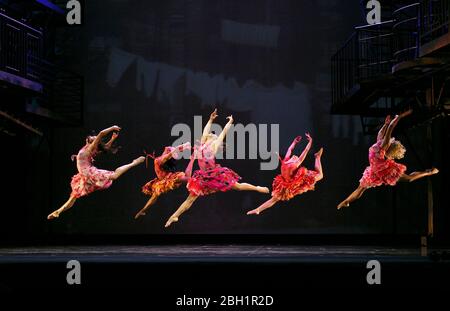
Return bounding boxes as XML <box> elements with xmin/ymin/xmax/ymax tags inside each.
<box><xmin>337</xmin><ymin>109</ymin><xmax>439</xmax><ymax>210</ymax></box>
<box><xmin>48</xmin><ymin>125</ymin><xmax>145</xmax><ymax>220</ymax></box>
<box><xmin>135</xmin><ymin>142</ymin><xmax>191</xmax><ymax>219</ymax></box>
<box><xmin>247</xmin><ymin>134</ymin><xmax>324</xmax><ymax>215</ymax></box>
<box><xmin>164</xmin><ymin>109</ymin><xmax>270</xmax><ymax>227</ymax></box>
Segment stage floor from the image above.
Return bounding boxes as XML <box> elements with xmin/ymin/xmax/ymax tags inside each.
<box><xmin>0</xmin><ymin>244</ymin><xmax>447</xmax><ymax>262</ymax></box>
<box><xmin>0</xmin><ymin>245</ymin><xmax>449</xmax><ymax>289</ymax></box>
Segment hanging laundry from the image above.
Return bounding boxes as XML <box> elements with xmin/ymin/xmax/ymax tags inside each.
<box><xmin>157</xmin><ymin>63</ymin><xmax>185</xmax><ymax>105</ymax></box>
<box><xmin>106</xmin><ymin>48</ymin><xmax>137</xmax><ymax>87</ymax></box>
<box><xmin>221</xmin><ymin>19</ymin><xmax>280</xmax><ymax>48</ymax></box>
<box><xmin>136</xmin><ymin>57</ymin><xmax>159</xmax><ymax>97</ymax></box>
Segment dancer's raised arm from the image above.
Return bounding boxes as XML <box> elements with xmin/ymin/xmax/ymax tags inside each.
<box><xmin>105</xmin><ymin>132</ymin><xmax>119</xmax><ymax>149</ymax></box>
<box><xmin>284</xmin><ymin>136</ymin><xmax>301</xmax><ymax>161</ymax></box>
<box><xmin>382</xmin><ymin>109</ymin><xmax>412</xmax><ymax>149</ymax></box>
<box><xmin>296</xmin><ymin>133</ymin><xmax>313</xmax><ymax>166</ymax></box>
<box><xmin>213</xmin><ymin>115</ymin><xmax>233</xmax><ymax>153</ymax></box>
<box><xmin>377</xmin><ymin>115</ymin><xmax>391</xmax><ymax>141</ymax></box>
<box><xmin>201</xmin><ymin>109</ymin><xmax>218</xmax><ymax>143</ymax></box>
<box><xmin>88</xmin><ymin>125</ymin><xmax>121</xmax><ymax>153</ymax></box>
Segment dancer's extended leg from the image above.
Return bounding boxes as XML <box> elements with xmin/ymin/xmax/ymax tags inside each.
<box><xmin>47</xmin><ymin>195</ymin><xmax>77</xmax><ymax>220</ymax></box>
<box><xmin>399</xmin><ymin>168</ymin><xmax>439</xmax><ymax>182</ymax></box>
<box><xmin>337</xmin><ymin>185</ymin><xmax>367</xmax><ymax>210</ymax></box>
<box><xmin>135</xmin><ymin>194</ymin><xmax>159</xmax><ymax>219</ymax></box>
<box><xmin>232</xmin><ymin>183</ymin><xmax>269</xmax><ymax>193</ymax></box>
<box><xmin>247</xmin><ymin>197</ymin><xmax>279</xmax><ymax>215</ymax></box>
<box><xmin>165</xmin><ymin>194</ymin><xmax>198</xmax><ymax>227</ymax></box>
<box><xmin>110</xmin><ymin>156</ymin><xmax>145</xmax><ymax>180</ymax></box>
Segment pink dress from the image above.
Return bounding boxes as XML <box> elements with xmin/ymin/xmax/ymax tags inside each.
<box><xmin>359</xmin><ymin>141</ymin><xmax>406</xmax><ymax>188</ymax></box>
<box><xmin>187</xmin><ymin>143</ymin><xmax>240</xmax><ymax>196</ymax></box>
<box><xmin>272</xmin><ymin>160</ymin><xmax>318</xmax><ymax>201</ymax></box>
<box><xmin>142</xmin><ymin>147</ymin><xmax>185</xmax><ymax>197</ymax></box>
<box><xmin>70</xmin><ymin>145</ymin><xmax>114</xmax><ymax>198</ymax></box>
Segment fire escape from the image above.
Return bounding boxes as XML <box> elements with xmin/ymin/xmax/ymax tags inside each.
<box><xmin>0</xmin><ymin>0</ymin><xmax>83</xmax><ymax>138</ymax></box>
<box><xmin>331</xmin><ymin>0</ymin><xmax>449</xmax><ymax>134</ymax></box>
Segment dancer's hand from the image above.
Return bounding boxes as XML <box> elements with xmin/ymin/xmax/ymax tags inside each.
<box><xmin>305</xmin><ymin>133</ymin><xmax>312</xmax><ymax>141</ymax></box>
<box><xmin>209</xmin><ymin>109</ymin><xmax>218</xmax><ymax>121</ymax></box>
<box><xmin>111</xmin><ymin>132</ymin><xmax>119</xmax><ymax>139</ymax></box>
<box><xmin>294</xmin><ymin>136</ymin><xmax>302</xmax><ymax>143</ymax></box>
<box><xmin>226</xmin><ymin>115</ymin><xmax>233</xmax><ymax>124</ymax></box>
<box><xmin>111</xmin><ymin>125</ymin><xmax>121</xmax><ymax>131</ymax></box>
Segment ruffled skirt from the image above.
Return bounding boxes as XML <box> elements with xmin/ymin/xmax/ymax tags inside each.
<box><xmin>272</xmin><ymin>167</ymin><xmax>318</xmax><ymax>201</ymax></box>
<box><xmin>142</xmin><ymin>172</ymin><xmax>185</xmax><ymax>196</ymax></box>
<box><xmin>187</xmin><ymin>165</ymin><xmax>241</xmax><ymax>196</ymax></box>
<box><xmin>70</xmin><ymin>167</ymin><xmax>114</xmax><ymax>198</ymax></box>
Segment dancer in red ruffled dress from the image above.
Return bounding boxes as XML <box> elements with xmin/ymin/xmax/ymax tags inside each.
<box><xmin>247</xmin><ymin>133</ymin><xmax>324</xmax><ymax>215</ymax></box>
<box><xmin>337</xmin><ymin>109</ymin><xmax>439</xmax><ymax>209</ymax></box>
<box><xmin>164</xmin><ymin>109</ymin><xmax>269</xmax><ymax>227</ymax></box>
<box><xmin>134</xmin><ymin>142</ymin><xmax>191</xmax><ymax>219</ymax></box>
<box><xmin>48</xmin><ymin>125</ymin><xmax>145</xmax><ymax>220</ymax></box>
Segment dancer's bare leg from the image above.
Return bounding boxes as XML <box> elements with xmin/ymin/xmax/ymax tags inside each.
<box><xmin>232</xmin><ymin>183</ymin><xmax>269</xmax><ymax>194</ymax></box>
<box><xmin>110</xmin><ymin>156</ymin><xmax>145</xmax><ymax>180</ymax></box>
<box><xmin>314</xmin><ymin>148</ymin><xmax>324</xmax><ymax>181</ymax></box>
<box><xmin>337</xmin><ymin>185</ymin><xmax>367</xmax><ymax>210</ymax></box>
<box><xmin>247</xmin><ymin>197</ymin><xmax>280</xmax><ymax>215</ymax></box>
<box><xmin>399</xmin><ymin>168</ymin><xmax>439</xmax><ymax>182</ymax></box>
<box><xmin>135</xmin><ymin>194</ymin><xmax>159</xmax><ymax>219</ymax></box>
<box><xmin>47</xmin><ymin>195</ymin><xmax>77</xmax><ymax>220</ymax></box>
<box><xmin>165</xmin><ymin>194</ymin><xmax>198</xmax><ymax>227</ymax></box>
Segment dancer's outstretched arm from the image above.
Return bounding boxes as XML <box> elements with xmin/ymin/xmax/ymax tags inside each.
<box><xmin>296</xmin><ymin>133</ymin><xmax>313</xmax><ymax>166</ymax></box>
<box><xmin>377</xmin><ymin>115</ymin><xmax>391</xmax><ymax>141</ymax></box>
<box><xmin>159</xmin><ymin>142</ymin><xmax>191</xmax><ymax>165</ymax></box>
<box><xmin>382</xmin><ymin>109</ymin><xmax>412</xmax><ymax>149</ymax></box>
<box><xmin>105</xmin><ymin>132</ymin><xmax>119</xmax><ymax>149</ymax></box>
<box><xmin>213</xmin><ymin>115</ymin><xmax>233</xmax><ymax>153</ymax></box>
<box><xmin>201</xmin><ymin>109</ymin><xmax>218</xmax><ymax>143</ymax></box>
<box><xmin>88</xmin><ymin>125</ymin><xmax>121</xmax><ymax>153</ymax></box>
<box><xmin>284</xmin><ymin>136</ymin><xmax>301</xmax><ymax>161</ymax></box>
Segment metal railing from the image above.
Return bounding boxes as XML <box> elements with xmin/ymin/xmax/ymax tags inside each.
<box><xmin>0</xmin><ymin>9</ymin><xmax>43</xmax><ymax>82</ymax></box>
<box><xmin>332</xmin><ymin>21</ymin><xmax>394</xmax><ymax>106</ymax></box>
<box><xmin>393</xmin><ymin>3</ymin><xmax>420</xmax><ymax>63</ymax></box>
<box><xmin>420</xmin><ymin>0</ymin><xmax>450</xmax><ymax>45</ymax></box>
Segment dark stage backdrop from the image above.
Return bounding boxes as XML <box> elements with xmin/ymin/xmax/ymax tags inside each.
<box><xmin>2</xmin><ymin>0</ymin><xmax>448</xmax><ymax>238</ymax></box>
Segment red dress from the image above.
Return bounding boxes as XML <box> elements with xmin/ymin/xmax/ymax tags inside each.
<box><xmin>359</xmin><ymin>141</ymin><xmax>406</xmax><ymax>188</ymax></box>
<box><xmin>142</xmin><ymin>147</ymin><xmax>185</xmax><ymax>197</ymax></box>
<box><xmin>70</xmin><ymin>145</ymin><xmax>114</xmax><ymax>198</ymax></box>
<box><xmin>187</xmin><ymin>143</ymin><xmax>240</xmax><ymax>196</ymax></box>
<box><xmin>272</xmin><ymin>161</ymin><xmax>318</xmax><ymax>201</ymax></box>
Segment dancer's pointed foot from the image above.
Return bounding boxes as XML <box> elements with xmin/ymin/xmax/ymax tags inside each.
<box><xmin>428</xmin><ymin>168</ymin><xmax>439</xmax><ymax>175</ymax></box>
<box><xmin>165</xmin><ymin>216</ymin><xmax>179</xmax><ymax>228</ymax></box>
<box><xmin>247</xmin><ymin>208</ymin><xmax>261</xmax><ymax>215</ymax></box>
<box><xmin>47</xmin><ymin>211</ymin><xmax>60</xmax><ymax>220</ymax></box>
<box><xmin>133</xmin><ymin>156</ymin><xmax>146</xmax><ymax>165</ymax></box>
<box><xmin>337</xmin><ymin>201</ymin><xmax>349</xmax><ymax>210</ymax></box>
<box><xmin>257</xmin><ymin>186</ymin><xmax>270</xmax><ymax>194</ymax></box>
<box><xmin>134</xmin><ymin>210</ymin><xmax>146</xmax><ymax>219</ymax></box>
<box><xmin>315</xmin><ymin>147</ymin><xmax>323</xmax><ymax>158</ymax></box>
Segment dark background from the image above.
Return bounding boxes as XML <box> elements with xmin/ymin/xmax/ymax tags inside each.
<box><xmin>1</xmin><ymin>0</ymin><xmax>448</xmax><ymax>240</ymax></box>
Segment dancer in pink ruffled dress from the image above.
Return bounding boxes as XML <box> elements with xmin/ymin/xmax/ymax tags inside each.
<box><xmin>48</xmin><ymin>125</ymin><xmax>145</xmax><ymax>219</ymax></box>
<box><xmin>164</xmin><ymin>109</ymin><xmax>269</xmax><ymax>227</ymax></box>
<box><xmin>337</xmin><ymin>109</ymin><xmax>439</xmax><ymax>210</ymax></box>
<box><xmin>247</xmin><ymin>133</ymin><xmax>324</xmax><ymax>215</ymax></box>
